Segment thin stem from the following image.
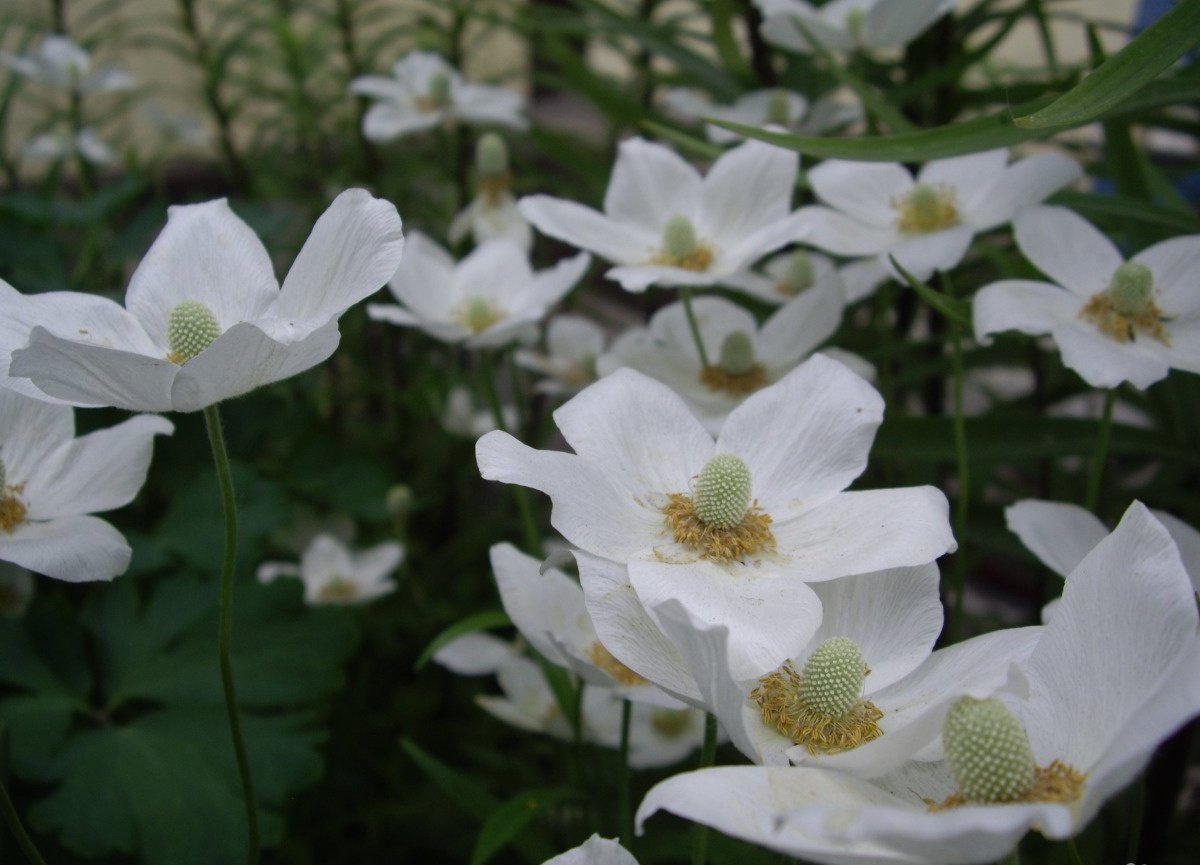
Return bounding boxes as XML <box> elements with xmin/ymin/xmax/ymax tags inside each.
<box><xmin>1084</xmin><ymin>390</ymin><xmax>1116</xmax><ymax>512</ymax></box>
<box><xmin>477</xmin><ymin>351</ymin><xmax>541</xmax><ymax>554</ymax></box>
<box><xmin>1125</xmin><ymin>778</ymin><xmax>1144</xmax><ymax>863</ymax></box>
<box><xmin>203</xmin><ymin>405</ymin><xmax>261</xmax><ymax>865</ymax></box>
<box><xmin>689</xmin><ymin>714</ymin><xmax>719</xmax><ymax>865</ymax></box>
<box><xmin>679</xmin><ymin>288</ymin><xmax>710</xmax><ymax>368</ymax></box>
<box><xmin>618</xmin><ymin>699</ymin><xmax>633</xmax><ymax>849</ymax></box>
<box><xmin>948</xmin><ymin>276</ymin><xmax>969</xmax><ymax>640</ymax></box>
<box><xmin>0</xmin><ymin>740</ymin><xmax>48</xmax><ymax>865</ymax></box>
<box><xmin>1066</xmin><ymin>838</ymin><xmax>1085</xmax><ymax>865</ymax></box>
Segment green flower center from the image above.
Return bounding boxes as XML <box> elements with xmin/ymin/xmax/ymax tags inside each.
<box><xmin>943</xmin><ymin>697</ymin><xmax>1036</xmax><ymax>803</ymax></box>
<box><xmin>894</xmin><ymin>183</ymin><xmax>959</xmax><ymax>235</ymax></box>
<box><xmin>166</xmin><ymin>300</ymin><xmax>221</xmax><ymax>364</ymax></box>
<box><xmin>692</xmin><ymin>454</ymin><xmax>753</xmax><ymax>529</ymax></box>
<box><xmin>1108</xmin><ymin>261</ymin><xmax>1154</xmax><ymax>316</ymax></box>
<box><xmin>777</xmin><ymin>250</ymin><xmax>815</xmax><ymax>296</ymax></box>
<box><xmin>766</xmin><ymin>90</ymin><xmax>791</xmax><ymax>126</ymax></box>
<box><xmin>662</xmin><ymin>215</ymin><xmax>699</xmax><ymax>261</ymax></box>
<box><xmin>427</xmin><ymin>72</ymin><xmax>452</xmax><ymax>108</ymax></box>
<box><xmin>717</xmin><ymin>331</ymin><xmax>756</xmax><ymax>376</ymax></box>
<box><xmin>476</xmin><ymin>132</ymin><xmax>509</xmax><ymax>179</ymax></box>
<box><xmin>798</xmin><ymin>637</ymin><xmax>868</xmax><ymax>718</ymax></box>
<box><xmin>456</xmin><ymin>297</ymin><xmax>505</xmax><ymax>334</ymax></box>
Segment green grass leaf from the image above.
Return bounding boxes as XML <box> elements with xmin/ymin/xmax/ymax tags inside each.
<box><xmin>414</xmin><ymin>609</ymin><xmax>512</xmax><ymax>670</ymax></box>
<box><xmin>469</xmin><ymin>787</ymin><xmax>572</xmax><ymax>865</ymax></box>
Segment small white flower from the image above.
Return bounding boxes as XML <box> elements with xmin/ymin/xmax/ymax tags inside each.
<box><xmin>449</xmin><ymin>191</ymin><xmax>533</xmax><ymax>251</ymax></box>
<box><xmin>637</xmin><ymin>502</ymin><xmax>1200</xmax><ymax>865</ymax></box>
<box><xmin>0</xmin><ymin>387</ymin><xmax>172</xmax><ymax>582</ymax></box>
<box><xmin>0</xmin><ymin>35</ymin><xmax>136</xmax><ymax>93</ymax></box>
<box><xmin>515</xmin><ymin>315</ymin><xmax>606</xmax><ymax>396</ymax></box>
<box><xmin>0</xmin><ymin>190</ymin><xmax>404</xmax><ymax>413</ymax></box>
<box><xmin>723</xmin><ymin>248</ymin><xmax>842</xmax><ymax>305</ymax></box>
<box><xmin>141</xmin><ymin>102</ymin><xmax>211</xmax><ymax>148</ymax></box>
<box><xmin>661</xmin><ymin>88</ymin><xmax>859</xmax><ymax>145</ymax></box>
<box><xmin>597</xmin><ymin>292</ymin><xmax>858</xmax><ymax>433</ymax></box>
<box><xmin>542</xmin><ymin>835</ymin><xmax>638</xmax><ymax>865</ymax></box>
<box><xmin>440</xmin><ymin>385</ymin><xmax>515</xmax><ymax>439</ymax></box>
<box><xmin>756</xmin><ymin>0</ymin><xmax>955</xmax><ymax>54</ymax></box>
<box><xmin>348</xmin><ymin>51</ymin><xmax>526</xmax><ymax>142</ymax></box>
<box><xmin>257</xmin><ymin>533</ymin><xmax>403</xmax><ymax>606</ymax></box>
<box><xmin>974</xmin><ymin>205</ymin><xmax>1200</xmax><ymax>389</ymax></box>
<box><xmin>519</xmin><ymin>138</ymin><xmax>809</xmax><ymax>292</ymax></box>
<box><xmin>797</xmin><ymin>149</ymin><xmax>1081</xmax><ymax>296</ymax></box>
<box><xmin>478</xmin><ymin>356</ymin><xmax>955</xmax><ymax>679</ymax></box>
<box><xmin>368</xmin><ymin>232</ymin><xmax>588</xmax><ymax>349</ymax></box>
<box><xmin>20</xmin><ymin>126</ymin><xmax>114</xmax><ymax>166</ymax></box>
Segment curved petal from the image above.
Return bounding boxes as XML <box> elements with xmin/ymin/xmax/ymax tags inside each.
<box><xmin>808</xmin><ymin>160</ymin><xmax>913</xmax><ymax>227</ymax></box>
<box><xmin>603</xmin><ymin>263</ymin><xmax>725</xmax><ymax>292</ymax></box>
<box><xmin>968</xmin><ymin>154</ymin><xmax>1082</xmax><ymax>232</ymax></box>
<box><xmin>366</xmin><ymin>303</ymin><xmax>422</xmax><ymax>328</ymax></box>
<box><xmin>1051</xmin><ymin>319</ymin><xmax>1171</xmax><ymax>389</ymax></box>
<box><xmin>24</xmin><ymin>414</ymin><xmax>173</xmax><ymax>519</ymax></box>
<box><xmin>354</xmin><ymin>541</ymin><xmax>405</xmax><ymax>584</ymax></box>
<box><xmin>10</xmin><ymin>326</ymin><xmax>176</xmax><ymax>412</ymax></box>
<box><xmin>758</xmin><ymin>278</ymin><xmax>844</xmax><ymax>366</ymax></box>
<box><xmin>629</xmin><ymin>558</ymin><xmax>823</xmax><ymax>681</ymax></box>
<box><xmin>385</xmin><ymin>231</ymin><xmax>457</xmax><ymax>320</ymax></box>
<box><xmin>125</xmin><ymin>199</ymin><xmax>279</xmax><ymax>347</ymax></box>
<box><xmin>347</xmin><ymin>75</ymin><xmax>408</xmax><ymax>102</ymax></box>
<box><xmin>299</xmin><ymin>534</ymin><xmax>356</xmax><ymax>584</ymax></box>
<box><xmin>916</xmin><ymin>149</ymin><xmax>1009</xmax><ymax>211</ymax></box>
<box><xmin>839</xmin><ymin>257</ymin><xmax>891</xmax><ymax>303</ymax></box>
<box><xmin>543</xmin><ymin>835</ymin><xmax>639</xmax><ymax>865</ymax></box>
<box><xmin>885</xmin><ymin>227</ymin><xmax>975</xmax><ymax>284</ymax></box>
<box><xmin>0</xmin><ymin>515</ymin><xmax>130</xmax><ymax>582</ymax></box>
<box><xmin>256</xmin><ymin>561</ymin><xmax>300</xmax><ymax>584</ymax></box>
<box><xmin>971</xmin><ymin>279</ymin><xmax>1081</xmax><ymax>343</ymax></box>
<box><xmin>274</xmin><ymin>189</ymin><xmax>405</xmax><ymax>336</ymax></box>
<box><xmin>491</xmin><ymin>542</ymin><xmax>591</xmax><ymax>667</ymax></box>
<box><xmin>0</xmin><ymin>388</ymin><xmax>74</xmax><ymax>480</ymax></box>
<box><xmin>1004</xmin><ymin>499</ymin><xmax>1107</xmax><ymax>578</ymax></box>
<box><xmin>796</xmin><ymin>206</ymin><xmax>897</xmax><ymax>256</ymax></box>
<box><xmin>604</xmin><ymin>138</ymin><xmax>703</xmax><ymax>235</ymax></box>
<box><xmin>527</xmin><ymin>251</ymin><xmax>591</xmax><ymax>310</ymax></box>
<box><xmin>772</xmin><ymin>487</ymin><xmax>955</xmax><ymax>583</ymax></box>
<box><xmin>362</xmin><ymin>102</ymin><xmax>441</xmax><ymax>141</ymax></box>
<box><xmin>1011</xmin><ymin>206</ymin><xmax>1120</xmax><ymax>299</ymax></box>
<box><xmin>1152</xmin><ymin>510</ymin><xmax>1200</xmax><ymax>592</ymax></box>
<box><xmin>717</xmin><ymin>211</ymin><xmax>812</xmax><ymax>275</ymax></box>
<box><xmin>452</xmin><ymin>84</ymin><xmax>527</xmax><ymax>129</ymax></box>
<box><xmin>862</xmin><ymin>0</ymin><xmax>954</xmax><ymax>48</ymax></box>
<box><xmin>1133</xmin><ymin>234</ymin><xmax>1200</xmax><ymax>317</ymax></box>
<box><xmin>718</xmin><ymin>354</ymin><xmax>883</xmax><ymax>519</ymax></box>
<box><xmin>519</xmin><ymin>196</ymin><xmax>654</xmax><ymax>265</ymax></box>
<box><xmin>699</xmin><ymin>139</ymin><xmax>798</xmax><ymax>240</ymax></box>
<box><xmin>433</xmin><ymin>631</ymin><xmax>520</xmax><ymax>676</ymax></box>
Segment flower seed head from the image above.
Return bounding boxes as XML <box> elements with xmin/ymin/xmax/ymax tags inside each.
<box><xmin>1108</xmin><ymin>262</ymin><xmax>1154</xmax><ymax>316</ymax></box>
<box><xmin>167</xmin><ymin>300</ymin><xmax>221</xmax><ymax>363</ymax></box>
<box><xmin>798</xmin><ymin>637</ymin><xmax>867</xmax><ymax>718</ymax></box>
<box><xmin>476</xmin><ymin>132</ymin><xmax>509</xmax><ymax>179</ymax></box>
<box><xmin>718</xmin><ymin>331</ymin><xmax>756</xmax><ymax>376</ymax></box>
<box><xmin>662</xmin><ymin>215</ymin><xmax>699</xmax><ymax>262</ymax></box>
<box><xmin>781</xmin><ymin>250</ymin><xmax>815</xmax><ymax>295</ymax></box>
<box><xmin>427</xmin><ymin>71</ymin><xmax>452</xmax><ymax>107</ymax></box>
<box><xmin>944</xmin><ymin>696</ymin><xmax>1036</xmax><ymax>803</ymax></box>
<box><xmin>462</xmin><ymin>297</ymin><xmax>500</xmax><ymax>333</ymax></box>
<box><xmin>766</xmin><ymin>90</ymin><xmax>791</xmax><ymax>126</ymax></box>
<box><xmin>692</xmin><ymin>453</ymin><xmax>752</xmax><ymax>529</ymax></box>
<box><xmin>896</xmin><ymin>183</ymin><xmax>959</xmax><ymax>234</ymax></box>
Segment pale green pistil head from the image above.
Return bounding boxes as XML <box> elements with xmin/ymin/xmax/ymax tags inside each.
<box><xmin>662</xmin><ymin>215</ymin><xmax>699</xmax><ymax>261</ymax></box>
<box><xmin>798</xmin><ymin>637</ymin><xmax>867</xmax><ymax>718</ymax></box>
<box><xmin>896</xmin><ymin>183</ymin><xmax>959</xmax><ymax>235</ymax></box>
<box><xmin>718</xmin><ymin>331</ymin><xmax>756</xmax><ymax>376</ymax></box>
<box><xmin>781</xmin><ymin>251</ymin><xmax>815</xmax><ymax>295</ymax></box>
<box><xmin>1108</xmin><ymin>262</ymin><xmax>1154</xmax><ymax>316</ymax></box>
<box><xmin>692</xmin><ymin>453</ymin><xmax>753</xmax><ymax>529</ymax></box>
<box><xmin>944</xmin><ymin>696</ymin><xmax>1036</xmax><ymax>803</ymax></box>
<box><xmin>427</xmin><ymin>72</ymin><xmax>452</xmax><ymax>108</ymax></box>
<box><xmin>476</xmin><ymin>132</ymin><xmax>509</xmax><ymax>178</ymax></box>
<box><xmin>463</xmin><ymin>297</ymin><xmax>501</xmax><ymax>333</ymax></box>
<box><xmin>167</xmin><ymin>300</ymin><xmax>221</xmax><ymax>363</ymax></box>
<box><xmin>766</xmin><ymin>90</ymin><xmax>791</xmax><ymax>126</ymax></box>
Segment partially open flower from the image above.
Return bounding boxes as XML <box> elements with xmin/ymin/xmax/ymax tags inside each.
<box><xmin>257</xmin><ymin>533</ymin><xmax>404</xmax><ymax>606</ymax></box>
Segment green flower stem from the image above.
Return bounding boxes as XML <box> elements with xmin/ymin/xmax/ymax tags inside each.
<box><xmin>947</xmin><ymin>277</ymin><xmax>970</xmax><ymax>640</ymax></box>
<box><xmin>690</xmin><ymin>713</ymin><xmax>719</xmax><ymax>865</ymax></box>
<box><xmin>0</xmin><ymin>728</ymin><xmax>48</xmax><ymax>865</ymax></box>
<box><xmin>203</xmin><ymin>405</ymin><xmax>261</xmax><ymax>865</ymax></box>
<box><xmin>1000</xmin><ymin>845</ymin><xmax>1020</xmax><ymax>865</ymax></box>
<box><xmin>478</xmin><ymin>351</ymin><xmax>541</xmax><ymax>554</ymax></box>
<box><xmin>618</xmin><ymin>698</ymin><xmax>633</xmax><ymax>850</ymax></box>
<box><xmin>1084</xmin><ymin>389</ymin><xmax>1116</xmax><ymax>512</ymax></box>
<box><xmin>679</xmin><ymin>288</ymin><xmax>711</xmax><ymax>368</ymax></box>
<box><xmin>1066</xmin><ymin>839</ymin><xmax>1085</xmax><ymax>865</ymax></box>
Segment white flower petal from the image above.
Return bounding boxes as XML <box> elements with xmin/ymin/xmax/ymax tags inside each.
<box><xmin>256</xmin><ymin>561</ymin><xmax>300</xmax><ymax>584</ymax></box>
<box><xmin>452</xmin><ymin>84</ymin><xmax>527</xmax><ymax>129</ymax></box>
<box><xmin>863</xmin><ymin>0</ymin><xmax>955</xmax><ymax>50</ymax></box>
<box><xmin>1052</xmin><ymin>320</ymin><xmax>1171</xmax><ymax>389</ymax></box>
<box><xmin>491</xmin><ymin>542</ymin><xmax>591</xmax><ymax>667</ymax></box>
<box><xmin>718</xmin><ymin>354</ymin><xmax>883</xmax><ymax>519</ymax></box>
<box><xmin>542</xmin><ymin>835</ymin><xmax>639</xmax><ymax>865</ymax></box>
<box><xmin>968</xmin><ymin>154</ymin><xmax>1082</xmax><ymax>232</ymax></box>
<box><xmin>884</xmin><ymin>226</ymin><xmax>974</xmax><ymax>283</ymax></box>
<box><xmin>915</xmin><ymin>149</ymin><xmax>1008</xmax><ymax>210</ymax></box>
<box><xmin>1004</xmin><ymin>499</ymin><xmax>1107</xmax><ymax>578</ymax></box>
<box><xmin>1152</xmin><ymin>510</ymin><xmax>1200</xmax><ymax>592</ymax></box>
<box><xmin>528</xmin><ymin>251</ymin><xmax>591</xmax><ymax>309</ymax></box>
<box><xmin>809</xmin><ymin>161</ymin><xmax>913</xmax><ymax>228</ymax></box>
<box><xmin>838</xmin><ymin>257</ymin><xmax>890</xmax><ymax>302</ymax></box>
<box><xmin>1133</xmin><ymin>234</ymin><xmax>1200</xmax><ymax>316</ymax></box>
<box><xmin>519</xmin><ymin>196</ymin><xmax>654</xmax><ymax>265</ymax></box>
<box><xmin>604</xmin><ymin>138</ymin><xmax>703</xmax><ymax>235</ymax></box>
<box><xmin>347</xmin><ymin>74</ymin><xmax>409</xmax><ymax>101</ymax></box>
<box><xmin>0</xmin><ymin>388</ymin><xmax>74</xmax><ymax>479</ymax></box>
<box><xmin>698</xmin><ymin>139</ymin><xmax>798</xmax><ymax>240</ymax></box>
<box><xmin>354</xmin><ymin>541</ymin><xmax>405</xmax><ymax>584</ymax></box>
<box><xmin>1012</xmin><ymin>206</ymin><xmax>1121</xmax><ymax>299</ymax></box>
<box><xmin>0</xmin><ymin>515</ymin><xmax>130</xmax><ymax>582</ymax></box>
<box><xmin>797</xmin><ymin>206</ymin><xmax>897</xmax><ymax>256</ymax></box>
<box><xmin>434</xmin><ymin>632</ymin><xmax>519</xmax><ymax>676</ymax></box>
<box><xmin>603</xmin><ymin>263</ymin><xmax>723</xmax><ymax>292</ymax></box>
<box><xmin>972</xmin><ymin>279</ymin><xmax>1081</xmax><ymax>343</ymax></box>
<box><xmin>362</xmin><ymin>103</ymin><xmax>441</xmax><ymax>141</ymax></box>
<box><xmin>758</xmin><ymin>279</ymin><xmax>844</xmax><ymax>365</ymax></box>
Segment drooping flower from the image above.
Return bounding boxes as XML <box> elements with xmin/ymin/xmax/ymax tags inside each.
<box><xmin>257</xmin><ymin>533</ymin><xmax>403</xmax><ymax>606</ymax></box>
<box><xmin>514</xmin><ymin>315</ymin><xmax>606</xmax><ymax>396</ymax></box>
<box><xmin>0</xmin><ymin>34</ymin><xmax>136</xmax><ymax>93</ymax></box>
<box><xmin>541</xmin><ymin>835</ymin><xmax>639</xmax><ymax>865</ymax></box>
<box><xmin>637</xmin><ymin>503</ymin><xmax>1200</xmax><ymax>864</ymax></box>
<box><xmin>478</xmin><ymin>356</ymin><xmax>955</xmax><ymax>678</ymax></box>
<box><xmin>0</xmin><ymin>388</ymin><xmax>172</xmax><ymax>582</ymax></box>
<box><xmin>0</xmin><ymin>190</ymin><xmax>404</xmax><ymax>413</ymax></box>
<box><xmin>519</xmin><ymin>138</ymin><xmax>809</xmax><ymax>292</ymax></box>
<box><xmin>661</xmin><ymin>88</ymin><xmax>859</xmax><ymax>145</ymax></box>
<box><xmin>348</xmin><ymin>51</ymin><xmax>526</xmax><ymax>142</ymax></box>
<box><xmin>449</xmin><ymin>133</ymin><xmax>533</xmax><ymax>251</ymax></box>
<box><xmin>756</xmin><ymin>0</ymin><xmax>956</xmax><ymax>54</ymax></box>
<box><xmin>796</xmin><ymin>149</ymin><xmax>1081</xmax><ymax>297</ymax></box>
<box><xmin>597</xmin><ymin>292</ymin><xmax>865</xmax><ymax>433</ymax></box>
<box><xmin>367</xmin><ymin>232</ymin><xmax>589</xmax><ymax>349</ymax></box>
<box><xmin>974</xmin><ymin>206</ymin><xmax>1200</xmax><ymax>389</ymax></box>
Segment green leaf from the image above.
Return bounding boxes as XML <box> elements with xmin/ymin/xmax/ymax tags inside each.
<box><xmin>414</xmin><ymin>609</ymin><xmax>512</xmax><ymax>670</ymax></box>
<box><xmin>1014</xmin><ymin>0</ymin><xmax>1200</xmax><ymax>129</ymax></box>
<box><xmin>401</xmin><ymin>737</ymin><xmax>500</xmax><ymax>815</ymax></box>
<box><xmin>889</xmin><ymin>256</ymin><xmax>971</xmax><ymax>327</ymax></box>
<box><xmin>470</xmin><ymin>787</ymin><xmax>572</xmax><ymax>865</ymax></box>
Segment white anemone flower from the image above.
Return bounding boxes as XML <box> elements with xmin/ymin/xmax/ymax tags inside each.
<box><xmin>478</xmin><ymin>355</ymin><xmax>955</xmax><ymax>679</ymax></box>
<box><xmin>597</xmin><ymin>292</ymin><xmax>862</xmax><ymax>433</ymax></box>
<box><xmin>974</xmin><ymin>206</ymin><xmax>1200</xmax><ymax>389</ymax></box>
<box><xmin>514</xmin><ymin>315</ymin><xmax>606</xmax><ymax>396</ymax></box>
<box><xmin>756</xmin><ymin>0</ymin><xmax>956</xmax><ymax>54</ymax></box>
<box><xmin>0</xmin><ymin>190</ymin><xmax>404</xmax><ymax>413</ymax></box>
<box><xmin>19</xmin><ymin>126</ymin><xmax>114</xmax><ymax>166</ymax></box>
<box><xmin>638</xmin><ymin>502</ymin><xmax>1200</xmax><ymax>865</ymax></box>
<box><xmin>519</xmin><ymin>138</ymin><xmax>809</xmax><ymax>292</ymax></box>
<box><xmin>348</xmin><ymin>51</ymin><xmax>526</xmax><ymax>142</ymax></box>
<box><xmin>257</xmin><ymin>533</ymin><xmax>403</xmax><ymax>606</ymax></box>
<box><xmin>449</xmin><ymin>190</ymin><xmax>533</xmax><ymax>251</ymax></box>
<box><xmin>367</xmin><ymin>233</ymin><xmax>589</xmax><ymax>349</ymax></box>
<box><xmin>542</xmin><ymin>835</ymin><xmax>638</xmax><ymax>865</ymax></box>
<box><xmin>0</xmin><ymin>34</ymin><xmax>136</xmax><ymax>93</ymax></box>
<box><xmin>796</xmin><ymin>149</ymin><xmax>1082</xmax><ymax>297</ymax></box>
<box><xmin>723</xmin><ymin>248</ymin><xmax>843</xmax><ymax>305</ymax></box>
<box><xmin>0</xmin><ymin>388</ymin><xmax>172</xmax><ymax>582</ymax></box>
<box><xmin>1006</xmin><ymin>498</ymin><xmax>1200</xmax><ymax>623</ymax></box>
<box><xmin>661</xmin><ymin>89</ymin><xmax>860</xmax><ymax>145</ymax></box>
